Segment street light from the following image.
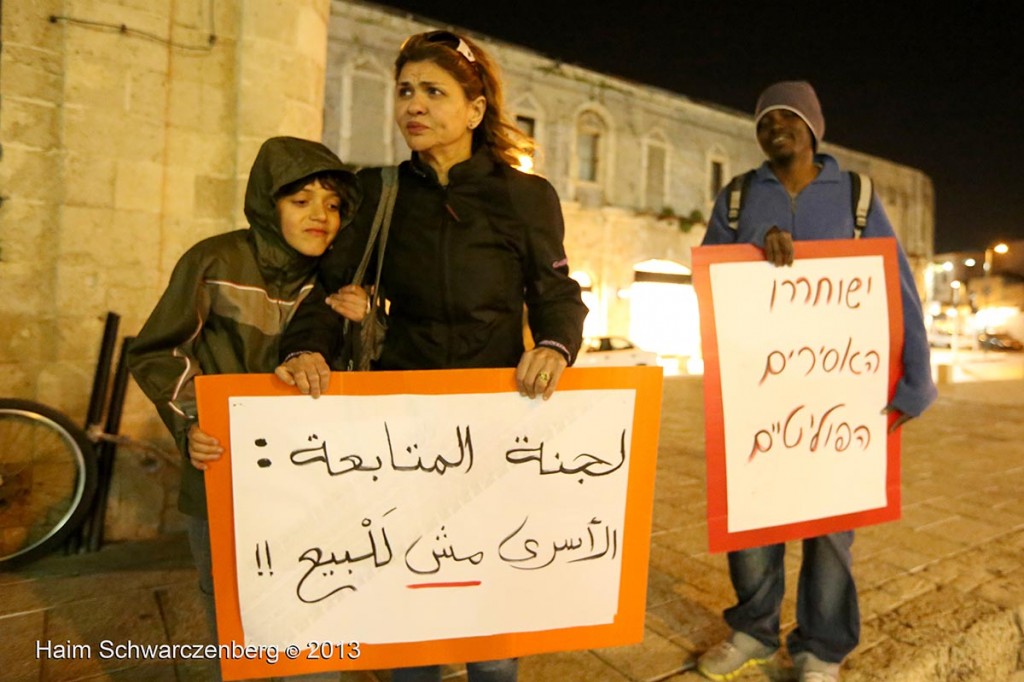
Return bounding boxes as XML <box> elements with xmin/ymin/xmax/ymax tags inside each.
<box><xmin>984</xmin><ymin>242</ymin><xmax>1009</xmax><ymax>274</ymax></box>
<box><xmin>950</xmin><ymin>280</ymin><xmax>963</xmax><ymax>357</ymax></box>
<box><xmin>978</xmin><ymin>242</ymin><xmax>1011</xmax><ymax>335</ymax></box>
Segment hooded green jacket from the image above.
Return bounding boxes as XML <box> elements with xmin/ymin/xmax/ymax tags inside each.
<box><xmin>127</xmin><ymin>137</ymin><xmax>358</xmax><ymax>517</ymax></box>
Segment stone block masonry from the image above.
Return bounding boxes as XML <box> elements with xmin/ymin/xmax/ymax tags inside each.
<box><xmin>0</xmin><ymin>0</ymin><xmax>332</xmax><ymax>540</ymax></box>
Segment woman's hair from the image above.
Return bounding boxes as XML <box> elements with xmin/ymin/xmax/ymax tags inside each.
<box><xmin>395</xmin><ymin>31</ymin><xmax>535</xmax><ymax>168</ymax></box>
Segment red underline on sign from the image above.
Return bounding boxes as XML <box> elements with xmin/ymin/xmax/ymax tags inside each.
<box><xmin>406</xmin><ymin>581</ymin><xmax>482</xmax><ymax>589</ymax></box>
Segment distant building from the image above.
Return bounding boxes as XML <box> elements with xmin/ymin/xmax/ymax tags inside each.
<box><xmin>327</xmin><ymin>1</ymin><xmax>936</xmax><ymax>370</ymax></box>
<box><xmin>928</xmin><ymin>241</ymin><xmax>1024</xmax><ymax>341</ymax></box>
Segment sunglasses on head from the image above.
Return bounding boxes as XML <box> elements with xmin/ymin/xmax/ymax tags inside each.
<box><xmin>409</xmin><ymin>30</ymin><xmax>477</xmax><ymax>64</ymax></box>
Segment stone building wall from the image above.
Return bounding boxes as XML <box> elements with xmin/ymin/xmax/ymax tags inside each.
<box><xmin>0</xmin><ymin>0</ymin><xmax>332</xmax><ymax>538</ymax></box>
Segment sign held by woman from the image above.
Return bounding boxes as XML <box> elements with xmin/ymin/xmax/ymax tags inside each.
<box><xmin>197</xmin><ymin>366</ymin><xmax>661</xmax><ymax>680</ymax></box>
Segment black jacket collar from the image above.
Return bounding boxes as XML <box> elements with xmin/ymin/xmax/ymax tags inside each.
<box><xmin>408</xmin><ymin>146</ymin><xmax>496</xmax><ymax>187</ymax></box>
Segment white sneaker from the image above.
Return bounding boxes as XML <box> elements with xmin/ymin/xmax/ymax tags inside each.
<box><xmin>696</xmin><ymin>631</ymin><xmax>778</xmax><ymax>680</ymax></box>
<box><xmin>793</xmin><ymin>651</ymin><xmax>840</xmax><ymax>682</ymax></box>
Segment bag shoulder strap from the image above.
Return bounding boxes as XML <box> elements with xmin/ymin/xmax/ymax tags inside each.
<box><xmin>726</xmin><ymin>170</ymin><xmax>756</xmax><ymax>231</ymax></box>
<box><xmin>351</xmin><ymin>166</ymin><xmax>399</xmax><ymax>287</ymax></box>
<box><xmin>850</xmin><ymin>171</ymin><xmax>873</xmax><ymax>238</ymax></box>
<box><xmin>372</xmin><ymin>165</ymin><xmax>398</xmax><ymax>295</ymax></box>
<box><xmin>343</xmin><ymin>166</ymin><xmax>398</xmax><ymax>342</ymax></box>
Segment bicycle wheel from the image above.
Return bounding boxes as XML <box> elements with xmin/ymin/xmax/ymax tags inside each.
<box><xmin>0</xmin><ymin>399</ymin><xmax>98</xmax><ymax>568</ymax></box>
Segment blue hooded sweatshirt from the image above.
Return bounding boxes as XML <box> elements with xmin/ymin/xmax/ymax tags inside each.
<box><xmin>703</xmin><ymin>153</ymin><xmax>937</xmax><ymax>417</ymax></box>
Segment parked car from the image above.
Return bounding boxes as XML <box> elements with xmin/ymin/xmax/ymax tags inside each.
<box><xmin>977</xmin><ymin>332</ymin><xmax>1023</xmax><ymax>352</ymax></box>
<box><xmin>575</xmin><ymin>336</ymin><xmax>660</xmax><ymax>367</ymax></box>
<box><xmin>927</xmin><ymin>330</ymin><xmax>974</xmax><ymax>349</ymax></box>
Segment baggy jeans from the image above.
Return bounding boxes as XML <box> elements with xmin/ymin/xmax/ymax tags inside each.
<box><xmin>723</xmin><ymin>531</ymin><xmax>859</xmax><ymax>663</ymax></box>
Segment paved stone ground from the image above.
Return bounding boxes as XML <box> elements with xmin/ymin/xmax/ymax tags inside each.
<box><xmin>2</xmin><ymin>377</ymin><xmax>1022</xmax><ymax>681</ymax></box>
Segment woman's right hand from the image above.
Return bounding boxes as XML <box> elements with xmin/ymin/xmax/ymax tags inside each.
<box><xmin>326</xmin><ymin>284</ymin><xmax>370</xmax><ymax>322</ymax></box>
<box><xmin>274</xmin><ymin>351</ymin><xmax>332</xmax><ymax>398</ymax></box>
<box><xmin>516</xmin><ymin>346</ymin><xmax>569</xmax><ymax>400</ymax></box>
<box><xmin>188</xmin><ymin>423</ymin><xmax>223</xmax><ymax>471</ymax></box>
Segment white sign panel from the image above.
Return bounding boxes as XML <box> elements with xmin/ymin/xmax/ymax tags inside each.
<box><xmin>226</xmin><ymin>389</ymin><xmax>635</xmax><ymax>647</ymax></box>
<box><xmin>708</xmin><ymin>256</ymin><xmax>890</xmax><ymax>532</ymax></box>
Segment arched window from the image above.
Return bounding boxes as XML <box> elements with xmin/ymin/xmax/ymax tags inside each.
<box><xmin>629</xmin><ymin>259</ymin><xmax>701</xmax><ymax>362</ymax></box>
<box><xmin>511</xmin><ymin>94</ymin><xmax>545</xmax><ymax>174</ymax></box>
<box><xmin>340</xmin><ymin>59</ymin><xmax>392</xmax><ymax>166</ymax></box>
<box><xmin>576</xmin><ymin>110</ymin><xmax>606</xmax><ymax>183</ymax></box>
<box><xmin>642</xmin><ymin>131</ymin><xmax>670</xmax><ymax>211</ymax></box>
<box><xmin>706</xmin><ymin>146</ymin><xmax>730</xmax><ymax>206</ymax></box>
<box><xmin>572</xmin><ymin>106</ymin><xmax>613</xmax><ymax>206</ymax></box>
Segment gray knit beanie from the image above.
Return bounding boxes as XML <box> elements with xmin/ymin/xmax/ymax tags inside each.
<box><xmin>754</xmin><ymin>81</ymin><xmax>825</xmax><ymax>149</ymax></box>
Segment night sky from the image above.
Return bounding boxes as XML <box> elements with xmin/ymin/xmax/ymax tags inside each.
<box><xmin>369</xmin><ymin>1</ymin><xmax>1022</xmax><ymax>254</ymax></box>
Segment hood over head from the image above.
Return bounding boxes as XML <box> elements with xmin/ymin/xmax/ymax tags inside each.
<box><xmin>244</xmin><ymin>136</ymin><xmax>360</xmax><ymax>276</ymax></box>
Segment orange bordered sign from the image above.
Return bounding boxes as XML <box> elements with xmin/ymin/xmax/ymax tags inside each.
<box><xmin>692</xmin><ymin>238</ymin><xmax>904</xmax><ymax>553</ymax></box>
<box><xmin>196</xmin><ymin>366</ymin><xmax>662</xmax><ymax>680</ymax></box>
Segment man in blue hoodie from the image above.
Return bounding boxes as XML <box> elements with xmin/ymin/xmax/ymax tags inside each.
<box><xmin>697</xmin><ymin>82</ymin><xmax>937</xmax><ymax>682</ymax></box>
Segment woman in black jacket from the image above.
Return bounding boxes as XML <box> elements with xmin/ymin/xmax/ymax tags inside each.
<box><xmin>279</xmin><ymin>31</ymin><xmax>586</xmax><ymax>398</ymax></box>
<box><xmin>276</xmin><ymin>31</ymin><xmax>587</xmax><ymax>682</ymax></box>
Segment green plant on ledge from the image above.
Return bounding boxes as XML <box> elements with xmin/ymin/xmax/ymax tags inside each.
<box><xmin>656</xmin><ymin>207</ymin><xmax>705</xmax><ymax>233</ymax></box>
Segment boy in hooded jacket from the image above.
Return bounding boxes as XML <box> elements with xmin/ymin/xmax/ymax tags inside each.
<box><xmin>127</xmin><ymin>136</ymin><xmax>363</xmax><ymax>629</ymax></box>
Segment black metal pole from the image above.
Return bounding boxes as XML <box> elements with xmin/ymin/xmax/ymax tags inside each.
<box><xmin>68</xmin><ymin>312</ymin><xmax>119</xmax><ymax>554</ymax></box>
<box><xmin>87</xmin><ymin>336</ymin><xmax>134</xmax><ymax>552</ymax></box>
<box><xmin>85</xmin><ymin>313</ymin><xmax>120</xmax><ymax>428</ymax></box>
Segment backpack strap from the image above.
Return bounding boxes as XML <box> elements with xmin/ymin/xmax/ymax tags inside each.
<box><xmin>850</xmin><ymin>171</ymin><xmax>873</xmax><ymax>238</ymax></box>
<box><xmin>728</xmin><ymin>168</ymin><xmax>875</xmax><ymax>238</ymax></box>
<box><xmin>726</xmin><ymin>170</ymin><xmax>756</xmax><ymax>231</ymax></box>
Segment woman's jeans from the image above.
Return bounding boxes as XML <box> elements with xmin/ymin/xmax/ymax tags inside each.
<box><xmin>723</xmin><ymin>531</ymin><xmax>859</xmax><ymax>663</ymax></box>
<box><xmin>391</xmin><ymin>659</ymin><xmax>518</xmax><ymax>682</ymax></box>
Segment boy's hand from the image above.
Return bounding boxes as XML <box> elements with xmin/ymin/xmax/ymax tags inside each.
<box><xmin>188</xmin><ymin>424</ymin><xmax>222</xmax><ymax>471</ymax></box>
<box><xmin>515</xmin><ymin>347</ymin><xmax>568</xmax><ymax>401</ymax></box>
<box><xmin>764</xmin><ymin>226</ymin><xmax>794</xmax><ymax>267</ymax></box>
<box><xmin>326</xmin><ymin>285</ymin><xmax>370</xmax><ymax>322</ymax></box>
<box><xmin>275</xmin><ymin>352</ymin><xmax>331</xmax><ymax>398</ymax></box>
